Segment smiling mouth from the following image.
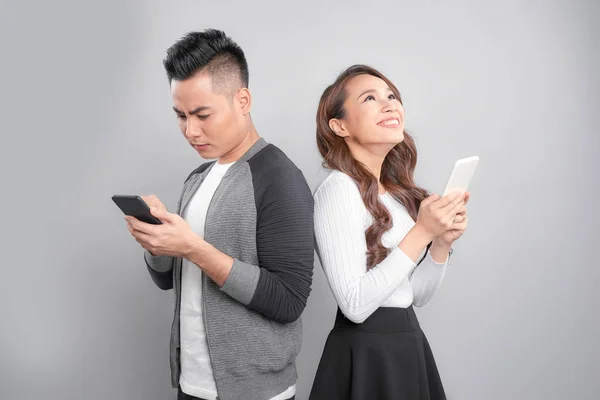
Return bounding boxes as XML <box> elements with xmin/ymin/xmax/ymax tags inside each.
<box><xmin>378</xmin><ymin>118</ymin><xmax>401</xmax><ymax>127</ymax></box>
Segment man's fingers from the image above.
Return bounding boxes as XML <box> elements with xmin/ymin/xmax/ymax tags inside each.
<box><xmin>151</xmin><ymin>207</ymin><xmax>175</xmax><ymax>224</ymax></box>
<box><xmin>142</xmin><ymin>194</ymin><xmax>167</xmax><ymax>212</ymax></box>
<box><xmin>134</xmin><ymin>231</ymin><xmax>154</xmax><ymax>248</ymax></box>
<box><xmin>126</xmin><ymin>224</ymin><xmax>155</xmax><ymax>247</ymax></box>
<box><xmin>126</xmin><ymin>221</ymin><xmax>134</xmax><ymax>234</ymax></box>
<box><xmin>126</xmin><ymin>216</ymin><xmax>156</xmax><ymax>234</ymax></box>
<box><xmin>125</xmin><ymin>217</ymin><xmax>141</xmax><ymax>233</ymax></box>
<box><xmin>150</xmin><ymin>206</ymin><xmax>167</xmax><ymax>219</ymax></box>
<box><xmin>141</xmin><ymin>194</ymin><xmax>158</xmax><ymax>203</ymax></box>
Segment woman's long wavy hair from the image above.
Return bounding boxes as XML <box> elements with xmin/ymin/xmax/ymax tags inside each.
<box><xmin>317</xmin><ymin>65</ymin><xmax>429</xmax><ymax>270</ymax></box>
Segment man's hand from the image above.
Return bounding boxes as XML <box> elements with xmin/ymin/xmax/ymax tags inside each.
<box><xmin>125</xmin><ymin>196</ymin><xmax>198</xmax><ymax>258</ymax></box>
<box><xmin>141</xmin><ymin>194</ymin><xmax>168</xmax><ymax>215</ymax></box>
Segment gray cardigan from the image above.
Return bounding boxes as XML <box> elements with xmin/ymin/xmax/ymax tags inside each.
<box><xmin>144</xmin><ymin>138</ymin><xmax>315</xmax><ymax>400</ymax></box>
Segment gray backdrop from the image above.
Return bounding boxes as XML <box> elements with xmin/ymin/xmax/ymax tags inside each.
<box><xmin>1</xmin><ymin>0</ymin><xmax>598</xmax><ymax>399</ymax></box>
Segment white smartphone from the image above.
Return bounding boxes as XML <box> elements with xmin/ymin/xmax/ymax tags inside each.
<box><xmin>442</xmin><ymin>156</ymin><xmax>479</xmax><ymax>196</ymax></box>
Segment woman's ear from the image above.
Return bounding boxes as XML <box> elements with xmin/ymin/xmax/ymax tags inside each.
<box><xmin>329</xmin><ymin>118</ymin><xmax>349</xmax><ymax>138</ymax></box>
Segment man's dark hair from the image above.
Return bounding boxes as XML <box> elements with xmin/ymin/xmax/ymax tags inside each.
<box><xmin>163</xmin><ymin>29</ymin><xmax>249</xmax><ymax>96</ymax></box>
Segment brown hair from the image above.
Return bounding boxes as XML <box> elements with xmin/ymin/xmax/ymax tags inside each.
<box><xmin>316</xmin><ymin>65</ymin><xmax>429</xmax><ymax>269</ymax></box>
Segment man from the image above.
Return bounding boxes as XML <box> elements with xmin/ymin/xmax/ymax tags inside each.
<box><xmin>125</xmin><ymin>29</ymin><xmax>314</xmax><ymax>400</ymax></box>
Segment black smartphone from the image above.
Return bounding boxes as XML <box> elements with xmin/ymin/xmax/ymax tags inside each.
<box><xmin>112</xmin><ymin>195</ymin><xmax>162</xmax><ymax>225</ymax></box>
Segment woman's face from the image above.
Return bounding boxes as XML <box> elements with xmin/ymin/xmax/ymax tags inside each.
<box><xmin>330</xmin><ymin>74</ymin><xmax>405</xmax><ymax>151</ymax></box>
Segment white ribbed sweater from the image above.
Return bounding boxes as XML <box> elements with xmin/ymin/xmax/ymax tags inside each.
<box><xmin>314</xmin><ymin>170</ymin><xmax>448</xmax><ymax>323</ymax></box>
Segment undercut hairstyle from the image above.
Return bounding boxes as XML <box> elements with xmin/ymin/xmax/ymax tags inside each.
<box><xmin>163</xmin><ymin>29</ymin><xmax>249</xmax><ymax>97</ymax></box>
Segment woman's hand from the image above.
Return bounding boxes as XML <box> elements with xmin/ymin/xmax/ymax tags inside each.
<box><xmin>415</xmin><ymin>191</ymin><xmax>467</xmax><ymax>240</ymax></box>
<box><xmin>436</xmin><ymin>192</ymin><xmax>469</xmax><ymax>245</ymax></box>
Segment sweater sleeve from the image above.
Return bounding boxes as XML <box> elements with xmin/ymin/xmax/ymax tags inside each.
<box><xmin>220</xmin><ymin>165</ymin><xmax>315</xmax><ymax>323</ymax></box>
<box><xmin>314</xmin><ymin>175</ymin><xmax>418</xmax><ymax>324</ymax></box>
<box><xmin>410</xmin><ymin>251</ymin><xmax>448</xmax><ymax>306</ymax></box>
<box><xmin>144</xmin><ymin>251</ymin><xmax>174</xmax><ymax>290</ymax></box>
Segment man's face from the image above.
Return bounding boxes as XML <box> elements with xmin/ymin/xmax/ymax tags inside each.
<box><xmin>171</xmin><ymin>72</ymin><xmax>246</xmax><ymax>160</ymax></box>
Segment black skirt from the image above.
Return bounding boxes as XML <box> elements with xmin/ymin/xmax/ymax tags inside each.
<box><xmin>309</xmin><ymin>307</ymin><xmax>446</xmax><ymax>400</ymax></box>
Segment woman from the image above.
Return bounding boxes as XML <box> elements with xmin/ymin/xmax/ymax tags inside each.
<box><xmin>309</xmin><ymin>65</ymin><xmax>469</xmax><ymax>400</ymax></box>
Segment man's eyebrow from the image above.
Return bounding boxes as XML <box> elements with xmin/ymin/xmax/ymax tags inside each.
<box><xmin>173</xmin><ymin>106</ymin><xmax>212</xmax><ymax>114</ymax></box>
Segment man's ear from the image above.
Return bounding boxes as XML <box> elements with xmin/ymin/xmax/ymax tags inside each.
<box><xmin>236</xmin><ymin>88</ymin><xmax>252</xmax><ymax>114</ymax></box>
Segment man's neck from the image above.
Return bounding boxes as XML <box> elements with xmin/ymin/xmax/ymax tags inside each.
<box><xmin>218</xmin><ymin>124</ymin><xmax>260</xmax><ymax>164</ymax></box>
